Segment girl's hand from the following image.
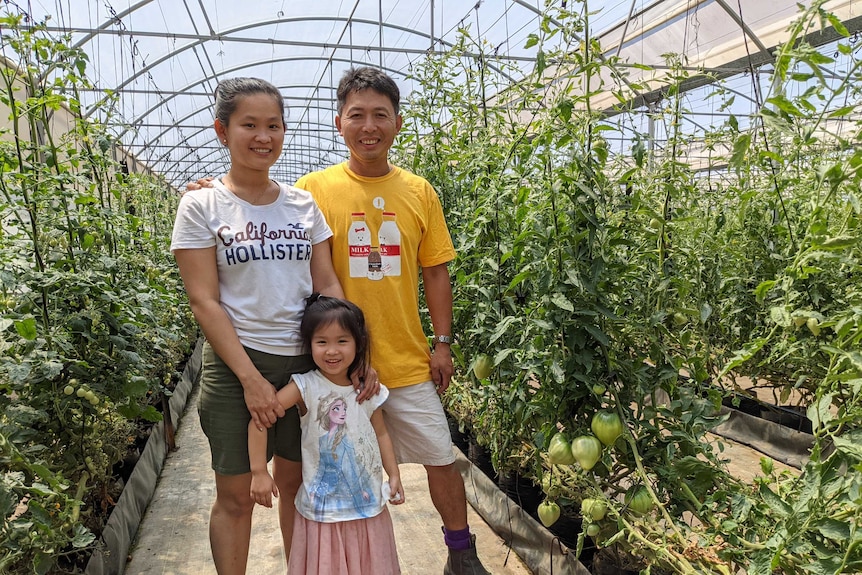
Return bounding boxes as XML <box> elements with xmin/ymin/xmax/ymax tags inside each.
<box><xmin>243</xmin><ymin>375</ymin><xmax>284</xmax><ymax>430</ymax></box>
<box><xmin>250</xmin><ymin>472</ymin><xmax>279</xmax><ymax>508</ymax></box>
<box><xmin>353</xmin><ymin>365</ymin><xmax>380</xmax><ymax>404</ymax></box>
<box><xmin>387</xmin><ymin>477</ymin><xmax>405</xmax><ymax>505</ymax></box>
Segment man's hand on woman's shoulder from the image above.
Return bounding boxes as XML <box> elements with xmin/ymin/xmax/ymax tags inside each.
<box><xmin>184</xmin><ymin>176</ymin><xmax>216</xmax><ymax>192</ymax></box>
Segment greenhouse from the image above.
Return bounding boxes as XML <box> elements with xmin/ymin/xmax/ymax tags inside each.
<box><xmin>1</xmin><ymin>0</ymin><xmax>861</xmax><ymax>574</ymax></box>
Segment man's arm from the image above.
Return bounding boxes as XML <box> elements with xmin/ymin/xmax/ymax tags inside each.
<box><xmin>422</xmin><ymin>262</ymin><xmax>454</xmax><ymax>394</ymax></box>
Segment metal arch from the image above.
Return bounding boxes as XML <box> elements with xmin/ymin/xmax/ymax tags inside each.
<box><xmin>133</xmin><ymin>117</ymin><xmax>344</xmax><ymax>167</ymax></box>
<box><xmin>77</xmin><ymin>14</ymin><xmax>475</xmax><ymax>120</ymax></box>
<box><xmin>156</xmin><ymin>131</ymin><xmax>346</xmax><ymax>179</ymax></box>
<box><xmin>163</xmin><ymin>145</ymin><xmax>348</xmax><ymax>187</ymax></box>
<box><xmin>132</xmin><ymin>111</ymin><xmax>343</xmax><ymax>165</ymax></box>
<box><xmin>154</xmin><ymin>130</ymin><xmax>346</xmax><ymax>181</ymax></box>
<box><xmin>125</xmin><ymin>86</ymin><xmax>342</xmax><ymax>160</ymax></box>
<box><xmin>110</xmin><ymin>56</ymin><xmax>404</xmax><ymax>141</ymax></box>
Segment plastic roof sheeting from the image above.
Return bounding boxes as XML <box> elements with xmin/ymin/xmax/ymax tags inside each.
<box><xmin>10</xmin><ymin>1</ymin><xmax>861</xmax><ymax>189</ymax></box>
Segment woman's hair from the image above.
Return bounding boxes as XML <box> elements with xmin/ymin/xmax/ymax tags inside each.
<box><xmin>213</xmin><ymin>77</ymin><xmax>285</xmax><ymax>127</ymax></box>
<box><xmin>336</xmin><ymin>66</ymin><xmax>400</xmax><ymax>115</ymax></box>
<box><xmin>300</xmin><ymin>294</ymin><xmax>370</xmax><ymax>382</ymax></box>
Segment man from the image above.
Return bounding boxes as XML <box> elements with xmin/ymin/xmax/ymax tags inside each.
<box><xmin>295</xmin><ymin>66</ymin><xmax>489</xmax><ymax>575</ymax></box>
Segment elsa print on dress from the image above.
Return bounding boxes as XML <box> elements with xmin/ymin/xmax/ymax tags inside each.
<box><xmin>307</xmin><ymin>392</ymin><xmax>379</xmax><ymax>520</ymax></box>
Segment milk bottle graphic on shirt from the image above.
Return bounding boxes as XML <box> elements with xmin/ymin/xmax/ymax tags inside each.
<box><xmin>348</xmin><ymin>213</ymin><xmax>371</xmax><ymax>277</ymax></box>
<box><xmin>378</xmin><ymin>212</ymin><xmax>401</xmax><ymax>276</ymax></box>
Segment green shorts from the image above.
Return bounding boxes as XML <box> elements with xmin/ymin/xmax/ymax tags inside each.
<box><xmin>198</xmin><ymin>341</ymin><xmax>315</xmax><ymax>476</ymax></box>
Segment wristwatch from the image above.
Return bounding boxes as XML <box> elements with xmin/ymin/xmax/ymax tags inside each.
<box><xmin>431</xmin><ymin>335</ymin><xmax>452</xmax><ymax>348</ymax></box>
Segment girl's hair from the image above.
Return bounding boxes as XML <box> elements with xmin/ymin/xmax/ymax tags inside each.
<box><xmin>300</xmin><ymin>294</ymin><xmax>370</xmax><ymax>382</ymax></box>
<box><xmin>213</xmin><ymin>77</ymin><xmax>285</xmax><ymax>127</ymax></box>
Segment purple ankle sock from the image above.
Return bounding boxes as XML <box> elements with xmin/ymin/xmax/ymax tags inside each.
<box><xmin>443</xmin><ymin>527</ymin><xmax>472</xmax><ymax>551</ymax></box>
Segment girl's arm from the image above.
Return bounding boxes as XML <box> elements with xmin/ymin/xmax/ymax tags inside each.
<box><xmin>370</xmin><ymin>409</ymin><xmax>404</xmax><ymax>504</ymax></box>
<box><xmin>248</xmin><ymin>381</ymin><xmax>305</xmax><ymax>508</ymax></box>
<box><xmin>174</xmin><ymin>247</ymin><xmax>284</xmax><ymax>431</ymax></box>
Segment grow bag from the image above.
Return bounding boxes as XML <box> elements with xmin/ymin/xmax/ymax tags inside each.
<box><xmin>456</xmin><ymin>452</ymin><xmax>591</xmax><ymax>575</ymax></box>
<box><xmin>84</xmin><ymin>338</ymin><xmax>203</xmax><ymax>575</ymax></box>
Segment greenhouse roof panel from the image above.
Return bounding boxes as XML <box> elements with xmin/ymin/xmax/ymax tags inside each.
<box><xmin>6</xmin><ymin>0</ymin><xmax>859</xmax><ymax>189</ymax></box>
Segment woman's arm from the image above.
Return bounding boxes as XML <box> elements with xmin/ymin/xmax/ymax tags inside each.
<box><xmin>174</xmin><ymin>247</ymin><xmax>284</xmax><ymax>430</ymax></box>
<box><xmin>310</xmin><ymin>238</ymin><xmax>344</xmax><ymax>298</ymax></box>
<box><xmin>370</xmin><ymin>409</ymin><xmax>404</xmax><ymax>504</ymax></box>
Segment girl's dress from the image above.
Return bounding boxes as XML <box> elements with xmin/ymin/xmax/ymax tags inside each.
<box><xmin>288</xmin><ymin>370</ymin><xmax>400</xmax><ymax>574</ymax></box>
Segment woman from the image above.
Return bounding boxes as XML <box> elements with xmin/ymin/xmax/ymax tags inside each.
<box><xmin>171</xmin><ymin>77</ymin><xmax>347</xmax><ymax>574</ymax></box>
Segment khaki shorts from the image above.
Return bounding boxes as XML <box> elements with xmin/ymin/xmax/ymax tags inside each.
<box><xmin>380</xmin><ymin>381</ymin><xmax>456</xmax><ymax>466</ymax></box>
<box><xmin>199</xmin><ymin>341</ymin><xmax>315</xmax><ymax>475</ymax></box>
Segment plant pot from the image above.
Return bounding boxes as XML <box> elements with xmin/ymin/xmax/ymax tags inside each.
<box><xmin>467</xmin><ymin>435</ymin><xmax>496</xmax><ymax>480</ymax></box>
<box><xmin>446</xmin><ymin>412</ymin><xmax>470</xmax><ymax>453</ymax></box>
<box><xmin>496</xmin><ymin>471</ymin><xmax>543</xmax><ymax>516</ymax></box>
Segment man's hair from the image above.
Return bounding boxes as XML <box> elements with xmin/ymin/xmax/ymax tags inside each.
<box><xmin>336</xmin><ymin>66</ymin><xmax>400</xmax><ymax>115</ymax></box>
<box><xmin>213</xmin><ymin>77</ymin><xmax>284</xmax><ymax>127</ymax></box>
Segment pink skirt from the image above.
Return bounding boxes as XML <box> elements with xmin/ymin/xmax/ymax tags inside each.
<box><xmin>288</xmin><ymin>507</ymin><xmax>401</xmax><ymax>575</ymax></box>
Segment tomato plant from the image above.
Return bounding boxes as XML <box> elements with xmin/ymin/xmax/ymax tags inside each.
<box><xmin>400</xmin><ymin>3</ymin><xmax>862</xmax><ymax>573</ymax></box>
<box><xmin>0</xmin><ymin>16</ymin><xmax>197</xmax><ymax>573</ymax></box>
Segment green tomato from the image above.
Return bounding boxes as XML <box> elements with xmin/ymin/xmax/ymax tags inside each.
<box><xmin>63</xmin><ymin>385</ymin><xmax>75</xmax><ymax>396</ymax></box>
<box><xmin>537</xmin><ymin>500</ymin><xmax>561</xmax><ymax>528</ymax></box>
<box><xmin>571</xmin><ymin>435</ymin><xmax>602</xmax><ymax>471</ymax></box>
<box><xmin>472</xmin><ymin>354</ymin><xmax>494</xmax><ymax>380</ymax></box>
<box><xmin>591</xmin><ymin>383</ymin><xmax>606</xmax><ymax>395</ymax></box>
<box><xmin>580</xmin><ymin>497</ymin><xmax>607</xmax><ymax>521</ymax></box>
<box><xmin>585</xmin><ymin>523</ymin><xmax>601</xmax><ymax>537</ymax></box>
<box><xmin>76</xmin><ymin>387</ymin><xmax>87</xmax><ymax>398</ymax></box>
<box><xmin>591</xmin><ymin>411</ymin><xmax>624</xmax><ymax>447</ymax></box>
<box><xmin>625</xmin><ymin>485</ymin><xmax>654</xmax><ymax>515</ymax></box>
<box><xmin>547</xmin><ymin>433</ymin><xmax>576</xmax><ymax>466</ymax></box>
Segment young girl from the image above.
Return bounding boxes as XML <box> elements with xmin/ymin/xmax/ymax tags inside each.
<box><xmin>249</xmin><ymin>294</ymin><xmax>404</xmax><ymax>574</ymax></box>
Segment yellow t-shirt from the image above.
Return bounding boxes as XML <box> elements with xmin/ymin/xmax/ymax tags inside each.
<box><xmin>296</xmin><ymin>163</ymin><xmax>455</xmax><ymax>388</ymax></box>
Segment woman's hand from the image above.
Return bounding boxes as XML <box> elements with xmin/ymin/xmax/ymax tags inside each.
<box><xmin>243</xmin><ymin>375</ymin><xmax>285</xmax><ymax>430</ymax></box>
<box><xmin>353</xmin><ymin>365</ymin><xmax>380</xmax><ymax>403</ymax></box>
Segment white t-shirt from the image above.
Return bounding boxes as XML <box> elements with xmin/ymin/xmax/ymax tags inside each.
<box><xmin>293</xmin><ymin>370</ymin><xmax>390</xmax><ymax>523</ymax></box>
<box><xmin>170</xmin><ymin>178</ymin><xmax>332</xmax><ymax>355</ymax></box>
